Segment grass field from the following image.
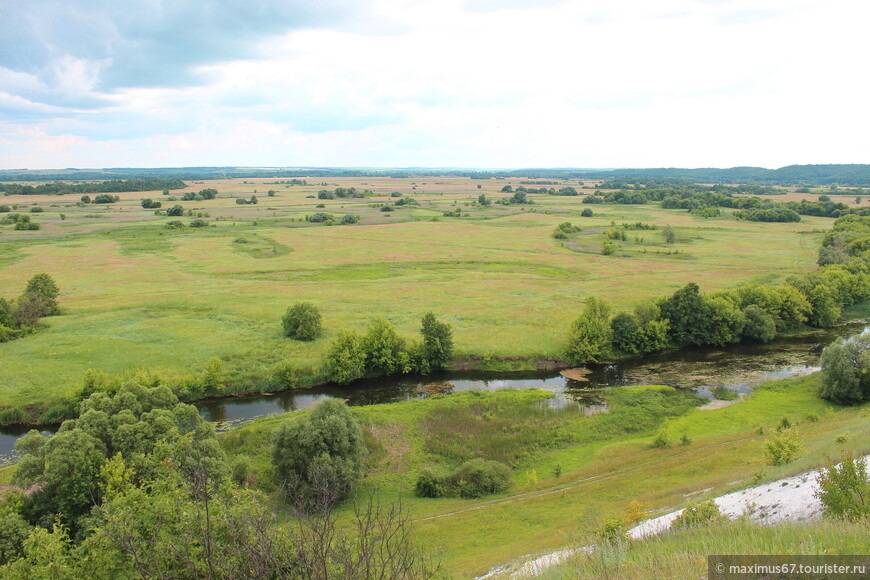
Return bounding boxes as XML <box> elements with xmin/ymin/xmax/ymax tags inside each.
<box><xmin>217</xmin><ymin>372</ymin><xmax>870</xmax><ymax>578</ymax></box>
<box><xmin>0</xmin><ymin>176</ymin><xmax>830</xmax><ymax>408</ymax></box>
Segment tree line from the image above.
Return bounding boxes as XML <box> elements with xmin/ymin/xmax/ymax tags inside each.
<box><xmin>0</xmin><ymin>179</ymin><xmax>186</xmax><ymax>196</ymax></box>
<box><xmin>567</xmin><ymin>215</ymin><xmax>870</xmax><ymax>367</ymax></box>
<box><xmin>0</xmin><ymin>385</ymin><xmax>437</xmax><ymax>577</ymax></box>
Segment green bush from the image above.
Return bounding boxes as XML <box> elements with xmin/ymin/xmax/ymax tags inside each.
<box><xmin>816</xmin><ymin>453</ymin><xmax>870</xmax><ymax>520</ymax></box>
<box><xmin>673</xmin><ymin>498</ymin><xmax>724</xmax><ymax>528</ymax></box>
<box><xmin>189</xmin><ymin>218</ymin><xmax>209</xmax><ymax>228</ymax></box>
<box><xmin>414</xmin><ymin>468</ymin><xmax>449</xmax><ymax>498</ymax></box>
<box><xmin>164</xmin><ymin>220</ymin><xmax>185</xmax><ymax>229</ymax></box>
<box><xmin>340</xmin><ymin>214</ymin><xmax>359</xmax><ymax>225</ymax></box>
<box><xmin>271</xmin><ymin>360</ymin><xmax>298</xmax><ymax>389</ymax></box>
<box><xmin>166</xmin><ymin>205</ymin><xmax>183</xmax><ymax>217</ymax></box>
<box><xmin>451</xmin><ymin>458</ymin><xmax>511</xmax><ymax>498</ymax></box>
<box><xmin>764</xmin><ymin>426</ymin><xmax>804</xmax><ymax>466</ymax></box>
<box><xmin>29</xmin><ymin>207</ymin><xmax>43</xmax><ymax>213</ymax></box>
<box><xmin>271</xmin><ymin>398</ymin><xmax>364</xmax><ymax>507</ymax></box>
<box><xmin>307</xmin><ymin>212</ymin><xmax>332</xmax><ymax>223</ymax></box>
<box><xmin>282</xmin><ymin>302</ymin><xmax>322</xmax><ymax>341</ymax></box>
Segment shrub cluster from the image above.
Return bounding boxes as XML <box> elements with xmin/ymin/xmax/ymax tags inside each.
<box><xmin>0</xmin><ymin>273</ymin><xmax>60</xmax><ymax>342</ymax></box>
<box><xmin>414</xmin><ymin>458</ymin><xmax>511</xmax><ymax>499</ymax></box>
<box><xmin>325</xmin><ymin>313</ymin><xmax>453</xmax><ymax>384</ymax></box>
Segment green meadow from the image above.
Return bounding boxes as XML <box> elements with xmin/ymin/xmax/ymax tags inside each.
<box><xmin>0</xmin><ymin>177</ymin><xmax>828</xmax><ymax>409</ymax></box>
<box><xmin>218</xmin><ymin>372</ymin><xmax>870</xmax><ymax>578</ymax></box>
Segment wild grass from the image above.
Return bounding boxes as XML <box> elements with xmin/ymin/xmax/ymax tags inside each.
<box><xmin>214</xmin><ymin>372</ymin><xmax>870</xmax><ymax>577</ymax></box>
<box><xmin>0</xmin><ymin>177</ymin><xmax>832</xmax><ymax>409</ymax></box>
<box><xmin>540</xmin><ymin>518</ymin><xmax>870</xmax><ymax>580</ymax></box>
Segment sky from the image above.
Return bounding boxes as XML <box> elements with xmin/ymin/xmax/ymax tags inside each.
<box><xmin>0</xmin><ymin>0</ymin><xmax>868</xmax><ymax>170</ymax></box>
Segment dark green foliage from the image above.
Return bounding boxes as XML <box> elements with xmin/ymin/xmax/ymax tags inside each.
<box><xmin>742</xmin><ymin>304</ymin><xmax>776</xmax><ymax>342</ymax></box>
<box><xmin>552</xmin><ymin>222</ymin><xmax>581</xmax><ymax>239</ymax></box>
<box><xmin>510</xmin><ymin>191</ymin><xmax>528</xmax><ymax>204</ymax></box>
<box><xmin>820</xmin><ymin>336</ymin><xmax>870</xmax><ymax>405</ymax></box>
<box><xmin>272</xmin><ymin>398</ymin><xmax>364</xmax><ymax>506</ymax></box>
<box><xmin>610</xmin><ymin>312</ymin><xmax>643</xmax><ymax>354</ymax></box>
<box><xmin>661</xmin><ymin>283</ymin><xmax>707</xmax><ymax>346</ymax></box>
<box><xmin>816</xmin><ymin>453</ymin><xmax>870</xmax><ymax>520</ymax></box>
<box><xmin>0</xmin><ymin>509</ymin><xmax>31</xmax><ymax>565</ymax></box>
<box><xmin>381</xmin><ymin>205</ymin><xmax>395</xmax><ymax>212</ymax></box>
<box><xmin>414</xmin><ymin>468</ymin><xmax>449</xmax><ymax>498</ymax></box>
<box><xmin>451</xmin><ymin>459</ymin><xmax>511</xmax><ymax>498</ymax></box>
<box><xmin>307</xmin><ymin>212</ymin><xmax>332</xmax><ymax>223</ymax></box>
<box><xmin>12</xmin><ymin>383</ymin><xmax>217</xmax><ymax>536</ymax></box>
<box><xmin>140</xmin><ymin>198</ymin><xmax>161</xmax><ymax>209</ymax></box>
<box><xmin>325</xmin><ymin>329</ymin><xmax>367</xmax><ymax>384</ymax></box>
<box><xmin>24</xmin><ymin>273</ymin><xmax>59</xmax><ymax>316</ymax></box>
<box><xmin>12</xmin><ymin>215</ymin><xmax>39</xmax><ymax>230</ymax></box>
<box><xmin>566</xmin><ymin>297</ymin><xmax>611</xmax><ymax>365</ymax></box>
<box><xmin>581</xmin><ymin>208</ymin><xmax>594</xmax><ymax>217</ymax></box>
<box><xmin>165</xmin><ymin>204</ymin><xmax>183</xmax><ymax>216</ymax></box>
<box><xmin>662</xmin><ymin>225</ymin><xmax>676</xmax><ymax>243</ymax></box>
<box><xmin>164</xmin><ymin>220</ymin><xmax>184</xmax><ymax>229</ymax></box>
<box><xmin>736</xmin><ymin>207</ymin><xmax>801</xmax><ymax>222</ymax></box>
<box><xmin>477</xmin><ymin>193</ymin><xmax>490</xmax><ymax>206</ymax></box>
<box><xmin>0</xmin><ymin>178</ymin><xmax>186</xmax><ymax>196</ymax></box>
<box><xmin>340</xmin><ymin>213</ymin><xmax>359</xmax><ymax>224</ymax></box>
<box><xmin>703</xmin><ymin>296</ymin><xmax>745</xmax><ymax>347</ymax></box>
<box><xmin>91</xmin><ymin>194</ymin><xmax>118</xmax><ymax>204</ymax></box>
<box><xmin>188</xmin><ymin>218</ymin><xmax>208</xmax><ymax>228</ymax></box>
<box><xmin>28</xmin><ymin>207</ymin><xmax>43</xmax><ymax>213</ymax></box>
<box><xmin>364</xmin><ymin>318</ymin><xmax>411</xmax><ymax>375</ymax></box>
<box><xmin>0</xmin><ymin>205</ymin><xmax>10</xmax><ymax>212</ymax></box>
<box><xmin>420</xmin><ymin>313</ymin><xmax>454</xmax><ymax>372</ymax></box>
<box><xmin>500</xmin><ymin>185</ymin><xmax>513</xmax><ymax>192</ymax></box>
<box><xmin>282</xmin><ymin>302</ymin><xmax>322</xmax><ymax>341</ymax></box>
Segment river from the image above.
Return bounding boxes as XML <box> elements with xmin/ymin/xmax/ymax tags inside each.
<box><xmin>1</xmin><ymin>320</ymin><xmax>865</xmax><ymax>464</ymax></box>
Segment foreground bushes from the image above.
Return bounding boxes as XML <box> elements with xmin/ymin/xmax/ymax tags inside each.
<box><xmin>415</xmin><ymin>458</ymin><xmax>512</xmax><ymax>499</ymax></box>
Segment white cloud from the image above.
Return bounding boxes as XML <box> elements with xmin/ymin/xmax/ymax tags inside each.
<box><xmin>1</xmin><ymin>0</ymin><xmax>869</xmax><ymax>168</ymax></box>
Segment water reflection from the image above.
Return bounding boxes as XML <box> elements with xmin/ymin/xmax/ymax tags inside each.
<box><xmin>2</xmin><ymin>320</ymin><xmax>865</xmax><ymax>455</ymax></box>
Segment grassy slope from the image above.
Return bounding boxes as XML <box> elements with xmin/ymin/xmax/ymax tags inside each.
<box><xmin>0</xmin><ymin>177</ymin><xmax>827</xmax><ymax>407</ymax></box>
<box><xmin>218</xmin><ymin>373</ymin><xmax>870</xmax><ymax>578</ymax></box>
<box><xmin>541</xmin><ymin>518</ymin><xmax>870</xmax><ymax>579</ymax></box>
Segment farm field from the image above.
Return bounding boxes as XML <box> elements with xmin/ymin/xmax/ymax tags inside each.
<box><xmin>0</xmin><ymin>176</ymin><xmax>830</xmax><ymax>409</ymax></box>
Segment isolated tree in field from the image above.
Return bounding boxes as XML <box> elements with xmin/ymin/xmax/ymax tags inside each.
<box><xmin>24</xmin><ymin>273</ymin><xmax>59</xmax><ymax>316</ymax></box>
<box><xmin>566</xmin><ymin>296</ymin><xmax>612</xmax><ymax>365</ymax></box>
<box><xmin>420</xmin><ymin>313</ymin><xmax>453</xmax><ymax>372</ymax></box>
<box><xmin>272</xmin><ymin>398</ymin><xmax>364</xmax><ymax>508</ymax></box>
<box><xmin>166</xmin><ymin>205</ymin><xmax>184</xmax><ymax>217</ymax></box>
<box><xmin>662</xmin><ymin>225</ymin><xmax>676</xmax><ymax>244</ymax></box>
<box><xmin>282</xmin><ymin>302</ymin><xmax>322</xmax><ymax>341</ymax></box>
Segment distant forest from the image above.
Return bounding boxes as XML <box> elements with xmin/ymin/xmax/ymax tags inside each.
<box><xmin>0</xmin><ymin>178</ymin><xmax>186</xmax><ymax>195</ymax></box>
<box><xmin>3</xmin><ymin>164</ymin><xmax>870</xmax><ymax>186</ymax></box>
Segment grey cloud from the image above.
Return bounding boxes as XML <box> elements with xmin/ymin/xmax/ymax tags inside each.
<box><xmin>0</xmin><ymin>0</ymin><xmax>365</xmax><ymax>103</ymax></box>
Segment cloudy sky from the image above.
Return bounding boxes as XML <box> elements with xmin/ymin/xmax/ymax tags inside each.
<box><xmin>0</xmin><ymin>0</ymin><xmax>867</xmax><ymax>170</ymax></box>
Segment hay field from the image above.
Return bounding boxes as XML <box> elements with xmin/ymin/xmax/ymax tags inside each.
<box><xmin>0</xmin><ymin>176</ymin><xmax>829</xmax><ymax>406</ymax></box>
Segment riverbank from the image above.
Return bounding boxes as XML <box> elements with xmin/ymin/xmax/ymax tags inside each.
<box><xmin>213</xmin><ymin>369</ymin><xmax>870</xmax><ymax>577</ymax></box>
